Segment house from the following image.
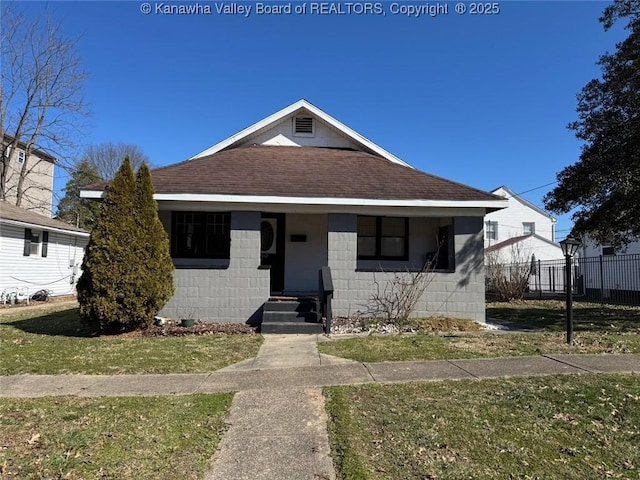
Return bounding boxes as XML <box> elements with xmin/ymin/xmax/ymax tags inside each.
<box><xmin>81</xmin><ymin>100</ymin><xmax>508</xmax><ymax>329</ymax></box>
<box><xmin>484</xmin><ymin>186</ymin><xmax>563</xmax><ymax>262</ymax></box>
<box><xmin>576</xmin><ymin>234</ymin><xmax>640</xmax><ymax>304</ymax></box>
<box><xmin>1</xmin><ymin>135</ymin><xmax>56</xmax><ymax>217</ymax></box>
<box><xmin>0</xmin><ymin>201</ymin><xmax>89</xmax><ymax>301</ymax></box>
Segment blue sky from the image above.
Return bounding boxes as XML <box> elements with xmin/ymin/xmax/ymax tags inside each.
<box><xmin>14</xmin><ymin>1</ymin><xmax>627</xmax><ymax>238</ymax></box>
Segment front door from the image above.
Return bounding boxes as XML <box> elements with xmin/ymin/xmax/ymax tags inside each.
<box><xmin>261</xmin><ymin>213</ymin><xmax>285</xmax><ymax>293</ymax></box>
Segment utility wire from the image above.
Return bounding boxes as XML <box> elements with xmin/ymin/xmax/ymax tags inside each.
<box><xmin>516</xmin><ymin>181</ymin><xmax>558</xmax><ymax>196</ymax></box>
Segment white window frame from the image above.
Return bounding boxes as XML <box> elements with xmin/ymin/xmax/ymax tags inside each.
<box><xmin>523</xmin><ymin>222</ymin><xmax>535</xmax><ymax>235</ymax></box>
<box><xmin>17</xmin><ymin>149</ymin><xmax>26</xmax><ymax>165</ymax></box>
<box><xmin>29</xmin><ymin>231</ymin><xmax>41</xmax><ymax>256</ymax></box>
<box><xmin>485</xmin><ymin>221</ymin><xmax>498</xmax><ymax>241</ymax></box>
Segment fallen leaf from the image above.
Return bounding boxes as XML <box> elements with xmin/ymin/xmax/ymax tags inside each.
<box><xmin>27</xmin><ymin>433</ymin><xmax>41</xmax><ymax>445</ymax></box>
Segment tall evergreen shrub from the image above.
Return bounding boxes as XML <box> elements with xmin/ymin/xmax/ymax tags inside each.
<box><xmin>77</xmin><ymin>158</ymin><xmax>138</xmax><ymax>331</ymax></box>
<box><xmin>132</xmin><ymin>162</ymin><xmax>174</xmax><ymax>327</ymax></box>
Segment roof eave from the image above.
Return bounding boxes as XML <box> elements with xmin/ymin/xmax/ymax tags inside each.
<box><xmin>82</xmin><ymin>190</ymin><xmax>507</xmax><ymax>209</ymax></box>
<box><xmin>0</xmin><ymin>217</ymin><xmax>89</xmax><ymax>237</ymax></box>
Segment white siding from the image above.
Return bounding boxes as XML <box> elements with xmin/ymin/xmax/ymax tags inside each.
<box><xmin>238</xmin><ymin>117</ymin><xmax>360</xmax><ymax>150</ymax></box>
<box><xmin>488</xmin><ymin>236</ymin><xmax>564</xmax><ymax>263</ymax></box>
<box><xmin>582</xmin><ymin>236</ymin><xmax>640</xmax><ymax>257</ymax></box>
<box><xmin>485</xmin><ymin>187</ymin><xmax>556</xmax><ymax>246</ymax></box>
<box><xmin>0</xmin><ymin>223</ymin><xmax>87</xmax><ymax>298</ymax></box>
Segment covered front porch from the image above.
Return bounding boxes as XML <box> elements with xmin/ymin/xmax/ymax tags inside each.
<box><xmin>157</xmin><ymin>207</ymin><xmax>485</xmax><ymax>326</ymax></box>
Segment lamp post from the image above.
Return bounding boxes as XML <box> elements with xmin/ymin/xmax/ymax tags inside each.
<box><xmin>559</xmin><ymin>237</ymin><xmax>580</xmax><ymax>345</ymax></box>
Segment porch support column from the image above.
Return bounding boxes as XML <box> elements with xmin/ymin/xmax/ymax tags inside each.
<box><xmin>452</xmin><ymin>216</ymin><xmax>485</xmax><ymax>323</ymax></box>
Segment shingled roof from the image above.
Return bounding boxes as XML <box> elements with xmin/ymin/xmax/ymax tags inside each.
<box><xmin>0</xmin><ymin>201</ymin><xmax>88</xmax><ymax>235</ymax></box>
<box><xmin>87</xmin><ymin>146</ymin><xmax>502</xmax><ymax>203</ymax></box>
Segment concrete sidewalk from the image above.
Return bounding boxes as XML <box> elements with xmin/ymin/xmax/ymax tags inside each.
<box><xmin>1</xmin><ymin>335</ymin><xmax>639</xmax><ymax>480</ymax></box>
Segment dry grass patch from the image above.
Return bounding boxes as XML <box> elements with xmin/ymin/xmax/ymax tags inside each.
<box><xmin>0</xmin><ymin>394</ymin><xmax>231</xmax><ymax>479</ymax></box>
<box><xmin>325</xmin><ymin>374</ymin><xmax>640</xmax><ymax>479</ymax></box>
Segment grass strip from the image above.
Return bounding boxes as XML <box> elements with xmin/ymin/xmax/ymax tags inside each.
<box><xmin>318</xmin><ymin>331</ymin><xmax>640</xmax><ymax>363</ymax></box>
<box><xmin>325</xmin><ymin>374</ymin><xmax>640</xmax><ymax>479</ymax></box>
<box><xmin>0</xmin><ymin>393</ymin><xmax>232</xmax><ymax>479</ymax></box>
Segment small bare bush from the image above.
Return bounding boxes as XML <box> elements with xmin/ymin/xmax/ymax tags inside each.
<box><xmin>486</xmin><ymin>244</ymin><xmax>533</xmax><ymax>302</ymax></box>
<box><xmin>360</xmin><ymin>257</ymin><xmax>438</xmax><ymax>332</ymax></box>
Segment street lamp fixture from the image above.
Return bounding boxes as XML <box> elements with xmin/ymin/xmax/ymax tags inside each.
<box><xmin>559</xmin><ymin>237</ymin><xmax>580</xmax><ymax>345</ymax></box>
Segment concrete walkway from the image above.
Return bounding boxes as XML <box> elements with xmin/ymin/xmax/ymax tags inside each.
<box><xmin>1</xmin><ymin>335</ymin><xmax>639</xmax><ymax>480</ymax></box>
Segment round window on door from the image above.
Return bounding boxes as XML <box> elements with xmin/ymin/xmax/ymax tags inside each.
<box><xmin>261</xmin><ymin>220</ymin><xmax>275</xmax><ymax>253</ymax></box>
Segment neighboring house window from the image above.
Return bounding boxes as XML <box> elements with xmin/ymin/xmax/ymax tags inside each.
<box><xmin>602</xmin><ymin>246</ymin><xmax>615</xmax><ymax>256</ymax></box>
<box><xmin>23</xmin><ymin>229</ymin><xmax>48</xmax><ymax>257</ymax></box>
<box><xmin>357</xmin><ymin>216</ymin><xmax>408</xmax><ymax>260</ymax></box>
<box><xmin>293</xmin><ymin>117</ymin><xmax>315</xmax><ymax>137</ymax></box>
<box><xmin>523</xmin><ymin>222</ymin><xmax>535</xmax><ymax>235</ymax></box>
<box><xmin>171</xmin><ymin>212</ymin><xmax>230</xmax><ymax>259</ymax></box>
<box><xmin>17</xmin><ymin>149</ymin><xmax>25</xmax><ymax>165</ymax></box>
<box><xmin>485</xmin><ymin>221</ymin><xmax>498</xmax><ymax>241</ymax></box>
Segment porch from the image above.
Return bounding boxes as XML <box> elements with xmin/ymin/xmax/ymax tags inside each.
<box><xmin>157</xmin><ymin>209</ymin><xmax>486</xmax><ymax>326</ymax></box>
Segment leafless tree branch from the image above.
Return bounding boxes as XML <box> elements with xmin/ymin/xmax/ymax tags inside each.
<box><xmin>1</xmin><ymin>5</ymin><xmax>88</xmax><ymax>209</ymax></box>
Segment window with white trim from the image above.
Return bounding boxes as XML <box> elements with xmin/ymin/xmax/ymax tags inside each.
<box><xmin>523</xmin><ymin>222</ymin><xmax>535</xmax><ymax>235</ymax></box>
<box><xmin>23</xmin><ymin>229</ymin><xmax>48</xmax><ymax>257</ymax></box>
<box><xmin>485</xmin><ymin>221</ymin><xmax>498</xmax><ymax>241</ymax></box>
<box><xmin>17</xmin><ymin>149</ymin><xmax>25</xmax><ymax>165</ymax></box>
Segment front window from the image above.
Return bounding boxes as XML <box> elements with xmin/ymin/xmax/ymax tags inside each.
<box><xmin>171</xmin><ymin>212</ymin><xmax>230</xmax><ymax>259</ymax></box>
<box><xmin>357</xmin><ymin>216</ymin><xmax>408</xmax><ymax>260</ymax></box>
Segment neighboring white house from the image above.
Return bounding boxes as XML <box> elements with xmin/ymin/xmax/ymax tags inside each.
<box><xmin>484</xmin><ymin>186</ymin><xmax>564</xmax><ymax>262</ymax></box>
<box><xmin>581</xmin><ymin>235</ymin><xmax>640</xmax><ymax>257</ymax></box>
<box><xmin>82</xmin><ymin>99</ymin><xmax>508</xmax><ymax>328</ymax></box>
<box><xmin>0</xmin><ymin>201</ymin><xmax>89</xmax><ymax>300</ymax></box>
<box><xmin>576</xmin><ymin>234</ymin><xmax>640</xmax><ymax>304</ymax></box>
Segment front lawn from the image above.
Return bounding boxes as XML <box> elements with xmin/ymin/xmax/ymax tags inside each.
<box><xmin>325</xmin><ymin>374</ymin><xmax>640</xmax><ymax>479</ymax></box>
<box><xmin>0</xmin><ymin>394</ymin><xmax>232</xmax><ymax>479</ymax></box>
<box><xmin>318</xmin><ymin>301</ymin><xmax>640</xmax><ymax>362</ymax></box>
<box><xmin>0</xmin><ymin>306</ymin><xmax>263</xmax><ymax>375</ymax></box>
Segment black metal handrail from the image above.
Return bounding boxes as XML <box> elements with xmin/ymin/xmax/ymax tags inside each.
<box><xmin>319</xmin><ymin>266</ymin><xmax>334</xmax><ymax>333</ymax></box>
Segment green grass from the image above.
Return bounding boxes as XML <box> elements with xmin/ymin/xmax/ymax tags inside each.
<box><xmin>0</xmin><ymin>307</ymin><xmax>263</xmax><ymax>375</ymax></box>
<box><xmin>325</xmin><ymin>374</ymin><xmax>640</xmax><ymax>479</ymax></box>
<box><xmin>0</xmin><ymin>393</ymin><xmax>232</xmax><ymax>479</ymax></box>
<box><xmin>487</xmin><ymin>299</ymin><xmax>640</xmax><ymax>333</ymax></box>
<box><xmin>318</xmin><ymin>301</ymin><xmax>640</xmax><ymax>362</ymax></box>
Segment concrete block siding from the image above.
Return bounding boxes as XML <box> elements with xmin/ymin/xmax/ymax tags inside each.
<box><xmin>160</xmin><ymin>211</ymin><xmax>269</xmax><ymax>323</ymax></box>
<box><xmin>161</xmin><ymin>210</ymin><xmax>486</xmax><ymax>324</ymax></box>
<box><xmin>327</xmin><ymin>213</ymin><xmax>486</xmax><ymax>323</ymax></box>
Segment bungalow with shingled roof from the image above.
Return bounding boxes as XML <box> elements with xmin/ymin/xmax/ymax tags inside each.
<box><xmin>81</xmin><ymin>100</ymin><xmax>507</xmax><ymax>332</ymax></box>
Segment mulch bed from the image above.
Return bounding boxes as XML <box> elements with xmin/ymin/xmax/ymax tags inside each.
<box><xmin>134</xmin><ymin>321</ymin><xmax>257</xmax><ymax>337</ymax></box>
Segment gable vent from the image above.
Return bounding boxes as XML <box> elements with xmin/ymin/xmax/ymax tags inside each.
<box><xmin>294</xmin><ymin>116</ymin><xmax>314</xmax><ymax>136</ymax></box>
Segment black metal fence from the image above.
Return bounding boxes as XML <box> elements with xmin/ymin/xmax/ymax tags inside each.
<box><xmin>494</xmin><ymin>253</ymin><xmax>640</xmax><ymax>306</ymax></box>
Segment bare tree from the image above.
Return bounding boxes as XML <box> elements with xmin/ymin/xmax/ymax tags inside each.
<box><xmin>80</xmin><ymin>143</ymin><xmax>151</xmax><ymax>181</ymax></box>
<box><xmin>1</xmin><ymin>6</ymin><xmax>88</xmax><ymax>210</ymax></box>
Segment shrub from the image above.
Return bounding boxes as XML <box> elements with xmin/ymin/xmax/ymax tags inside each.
<box><xmin>77</xmin><ymin>159</ymin><xmax>174</xmax><ymax>332</ymax></box>
<box><xmin>132</xmin><ymin>163</ymin><xmax>174</xmax><ymax>328</ymax></box>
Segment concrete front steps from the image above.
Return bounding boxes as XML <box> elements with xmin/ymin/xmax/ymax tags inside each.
<box><xmin>261</xmin><ymin>296</ymin><xmax>324</xmax><ymax>334</ymax></box>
